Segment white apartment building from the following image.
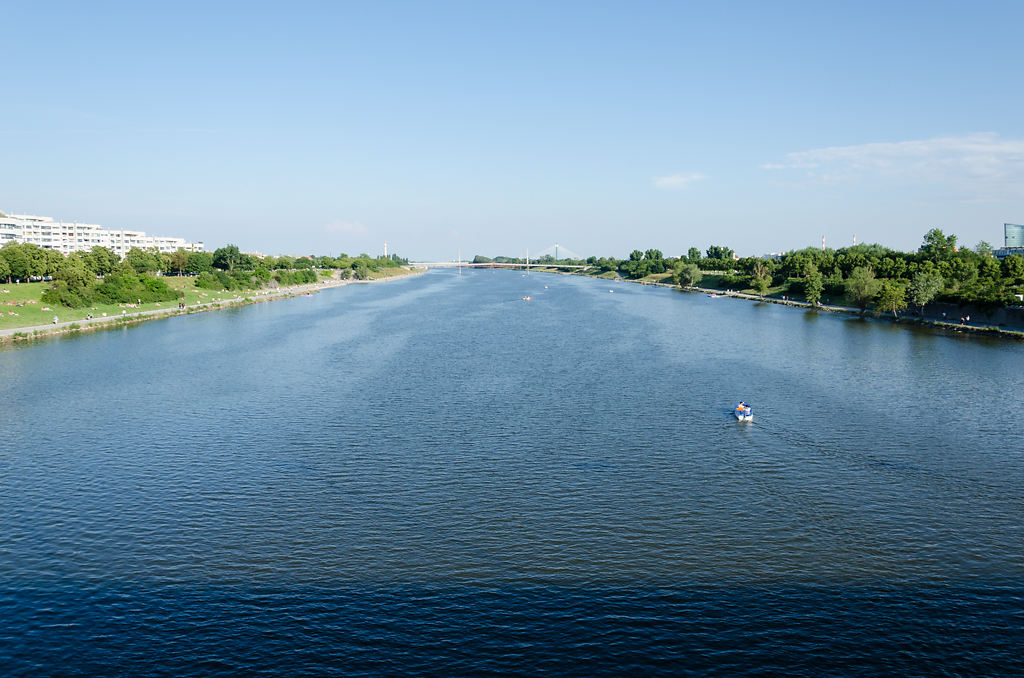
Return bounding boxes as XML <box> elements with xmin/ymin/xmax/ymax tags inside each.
<box><xmin>0</xmin><ymin>212</ymin><xmax>204</xmax><ymax>256</ymax></box>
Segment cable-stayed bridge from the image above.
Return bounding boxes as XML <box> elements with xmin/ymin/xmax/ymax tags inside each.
<box><xmin>413</xmin><ymin>243</ymin><xmax>591</xmax><ymax>269</ymax></box>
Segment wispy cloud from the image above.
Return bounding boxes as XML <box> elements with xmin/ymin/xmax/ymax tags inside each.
<box><xmin>762</xmin><ymin>132</ymin><xmax>1024</xmax><ymax>198</ymax></box>
<box><xmin>325</xmin><ymin>220</ymin><xmax>368</xmax><ymax>236</ymax></box>
<box><xmin>653</xmin><ymin>172</ymin><xmax>706</xmax><ymax>189</ymax></box>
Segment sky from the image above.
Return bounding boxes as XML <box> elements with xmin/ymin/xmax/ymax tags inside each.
<box><xmin>2</xmin><ymin>0</ymin><xmax>1023</xmax><ymax>259</ymax></box>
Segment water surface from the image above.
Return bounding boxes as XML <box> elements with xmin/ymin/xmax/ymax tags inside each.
<box><xmin>2</xmin><ymin>270</ymin><xmax>1022</xmax><ymax>675</ymax></box>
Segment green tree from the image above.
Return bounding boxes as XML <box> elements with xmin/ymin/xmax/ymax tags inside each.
<box><xmin>1002</xmin><ymin>254</ymin><xmax>1024</xmax><ymax>283</ymax></box>
<box><xmin>21</xmin><ymin>243</ymin><xmax>48</xmax><ymax>278</ymax></box>
<box><xmin>920</xmin><ymin>228</ymin><xmax>958</xmax><ymax>261</ymax></box>
<box><xmin>0</xmin><ymin>242</ymin><xmax>29</xmax><ymax>281</ymax></box>
<box><xmin>876</xmin><ymin>279</ymin><xmax>908</xmax><ymax>318</ymax></box>
<box><xmin>907</xmin><ymin>271</ymin><xmax>944</xmax><ymax>317</ymax></box>
<box><xmin>54</xmin><ymin>256</ymin><xmax>93</xmax><ymax>290</ymax></box>
<box><xmin>185</xmin><ymin>251</ymin><xmax>214</xmax><ymax>274</ymax></box>
<box><xmin>352</xmin><ymin>261</ymin><xmax>370</xmax><ymax>280</ymax></box>
<box><xmin>977</xmin><ymin>257</ymin><xmax>1001</xmax><ymax>282</ymax></box>
<box><xmin>975</xmin><ymin>240</ymin><xmax>994</xmax><ymax>257</ymax></box>
<box><xmin>212</xmin><ymin>244</ymin><xmax>242</xmax><ymax>271</ymax></box>
<box><xmin>0</xmin><ymin>255</ymin><xmax>10</xmax><ymax>283</ymax></box>
<box><xmin>706</xmin><ymin>245</ymin><xmax>734</xmax><ymax>260</ymax></box>
<box><xmin>42</xmin><ymin>249</ymin><xmax>64</xmax><ymax>277</ymax></box>
<box><xmin>673</xmin><ymin>262</ymin><xmax>702</xmax><ymax>287</ymax></box>
<box><xmin>170</xmin><ymin>248</ymin><xmax>189</xmax><ymax>275</ymax></box>
<box><xmin>643</xmin><ymin>249</ymin><xmax>665</xmax><ymax>274</ymax></box>
<box><xmin>124</xmin><ymin>247</ymin><xmax>160</xmax><ymax>274</ymax></box>
<box><xmin>845</xmin><ymin>266</ymin><xmax>883</xmax><ymax>313</ymax></box>
<box><xmin>804</xmin><ymin>269</ymin><xmax>824</xmax><ymax>305</ymax></box>
<box><xmin>751</xmin><ymin>261</ymin><xmax>771</xmax><ymax>296</ymax></box>
<box><xmin>86</xmin><ymin>246</ymin><xmax>120</xmax><ymax>277</ymax></box>
<box><xmin>687</xmin><ymin>247</ymin><xmax>701</xmax><ymax>263</ymax></box>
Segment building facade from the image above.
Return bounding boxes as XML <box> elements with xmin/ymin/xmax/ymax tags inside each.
<box><xmin>994</xmin><ymin>223</ymin><xmax>1024</xmax><ymax>260</ymax></box>
<box><xmin>1004</xmin><ymin>223</ymin><xmax>1024</xmax><ymax>248</ymax></box>
<box><xmin>0</xmin><ymin>212</ymin><xmax>203</xmax><ymax>256</ymax></box>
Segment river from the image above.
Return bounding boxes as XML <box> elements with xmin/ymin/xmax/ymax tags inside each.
<box><xmin>2</xmin><ymin>269</ymin><xmax>1022</xmax><ymax>675</ymax></box>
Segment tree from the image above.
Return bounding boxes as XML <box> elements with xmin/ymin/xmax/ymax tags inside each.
<box><xmin>975</xmin><ymin>240</ymin><xmax>994</xmax><ymax>257</ymax></box>
<box><xmin>0</xmin><ymin>255</ymin><xmax>10</xmax><ymax>283</ymax></box>
<box><xmin>804</xmin><ymin>269</ymin><xmax>824</xmax><ymax>305</ymax></box>
<box><xmin>21</xmin><ymin>243</ymin><xmax>48</xmax><ymax>278</ymax></box>
<box><xmin>751</xmin><ymin>261</ymin><xmax>771</xmax><ymax>296</ymax></box>
<box><xmin>876</xmin><ymin>279</ymin><xmax>908</xmax><ymax>318</ymax></box>
<box><xmin>643</xmin><ymin>249</ymin><xmax>665</xmax><ymax>274</ymax></box>
<box><xmin>87</xmin><ymin>246</ymin><xmax>120</xmax><ymax>277</ymax></box>
<box><xmin>185</xmin><ymin>251</ymin><xmax>214</xmax><ymax>275</ymax></box>
<box><xmin>212</xmin><ymin>244</ymin><xmax>242</xmax><ymax>271</ymax></box>
<box><xmin>0</xmin><ymin>242</ymin><xmax>29</xmax><ymax>281</ymax></box>
<box><xmin>124</xmin><ymin>247</ymin><xmax>160</xmax><ymax>274</ymax></box>
<box><xmin>1002</xmin><ymin>254</ymin><xmax>1024</xmax><ymax>283</ymax></box>
<box><xmin>907</xmin><ymin>271</ymin><xmax>944</xmax><ymax>317</ymax></box>
<box><xmin>845</xmin><ymin>266</ymin><xmax>882</xmax><ymax>313</ymax></box>
<box><xmin>54</xmin><ymin>256</ymin><xmax>93</xmax><ymax>291</ymax></box>
<box><xmin>920</xmin><ymin>228</ymin><xmax>958</xmax><ymax>261</ymax></box>
<box><xmin>977</xmin><ymin>257</ymin><xmax>1001</xmax><ymax>282</ymax></box>
<box><xmin>43</xmin><ymin>249</ymin><xmax>64</xmax><ymax>277</ymax></box>
<box><xmin>706</xmin><ymin>245</ymin><xmax>734</xmax><ymax>260</ymax></box>
<box><xmin>170</xmin><ymin>248</ymin><xmax>189</xmax><ymax>275</ymax></box>
<box><xmin>687</xmin><ymin>247</ymin><xmax>701</xmax><ymax>263</ymax></box>
<box><xmin>673</xmin><ymin>262</ymin><xmax>702</xmax><ymax>287</ymax></box>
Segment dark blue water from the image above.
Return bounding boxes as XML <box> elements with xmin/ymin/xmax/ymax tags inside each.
<box><xmin>2</xmin><ymin>270</ymin><xmax>1023</xmax><ymax>675</ymax></box>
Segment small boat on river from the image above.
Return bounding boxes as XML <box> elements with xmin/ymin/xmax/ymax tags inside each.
<box><xmin>734</xmin><ymin>402</ymin><xmax>753</xmax><ymax>422</ymax></box>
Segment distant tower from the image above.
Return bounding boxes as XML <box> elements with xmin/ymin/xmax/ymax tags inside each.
<box><xmin>853</xmin><ymin>234</ymin><xmax>857</xmax><ymax>246</ymax></box>
<box><xmin>554</xmin><ymin>243</ymin><xmax>559</xmax><ymax>260</ymax></box>
<box><xmin>383</xmin><ymin>241</ymin><xmax>388</xmax><ymax>257</ymax></box>
<box><xmin>822</xmin><ymin>235</ymin><xmax>825</xmax><ymax>252</ymax></box>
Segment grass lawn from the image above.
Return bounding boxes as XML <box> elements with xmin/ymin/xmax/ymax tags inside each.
<box><xmin>0</xmin><ymin>269</ymin><xmax>414</xmax><ymax>331</ymax></box>
<box><xmin>0</xmin><ymin>279</ymin><xmax>222</xmax><ymax>331</ymax></box>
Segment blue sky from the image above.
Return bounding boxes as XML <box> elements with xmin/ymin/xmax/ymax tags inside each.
<box><xmin>2</xmin><ymin>0</ymin><xmax>1022</xmax><ymax>259</ymax></box>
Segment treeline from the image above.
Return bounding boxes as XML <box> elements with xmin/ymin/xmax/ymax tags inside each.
<box><xmin>588</xmin><ymin>231</ymin><xmax>1024</xmax><ymax>314</ymax></box>
<box><xmin>482</xmin><ymin>229</ymin><xmax>1024</xmax><ymax>314</ymax></box>
<box><xmin>0</xmin><ymin>241</ymin><xmax>408</xmax><ymax>308</ymax></box>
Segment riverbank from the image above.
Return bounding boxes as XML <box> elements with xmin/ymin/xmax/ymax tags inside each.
<box><xmin>0</xmin><ymin>268</ymin><xmax>425</xmax><ymax>344</ymax></box>
<box><xmin>571</xmin><ymin>270</ymin><xmax>1024</xmax><ymax>341</ymax></box>
<box><xmin>684</xmin><ymin>281</ymin><xmax>1024</xmax><ymax>340</ymax></box>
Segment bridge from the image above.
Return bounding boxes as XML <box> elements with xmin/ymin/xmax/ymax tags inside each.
<box><xmin>412</xmin><ymin>243</ymin><xmax>592</xmax><ymax>270</ymax></box>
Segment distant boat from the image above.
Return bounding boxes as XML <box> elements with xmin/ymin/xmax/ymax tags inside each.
<box><xmin>734</xmin><ymin>402</ymin><xmax>753</xmax><ymax>422</ymax></box>
<box><xmin>523</xmin><ymin>296</ymin><xmax>532</xmax><ymax>301</ymax></box>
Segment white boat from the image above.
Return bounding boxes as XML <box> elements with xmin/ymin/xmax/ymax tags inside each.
<box><xmin>734</xmin><ymin>402</ymin><xmax>753</xmax><ymax>422</ymax></box>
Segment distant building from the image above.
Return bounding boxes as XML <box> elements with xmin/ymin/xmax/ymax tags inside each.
<box><xmin>0</xmin><ymin>212</ymin><xmax>203</xmax><ymax>256</ymax></box>
<box><xmin>995</xmin><ymin>223</ymin><xmax>1024</xmax><ymax>260</ymax></box>
<box><xmin>1005</xmin><ymin>223</ymin><xmax>1024</xmax><ymax>247</ymax></box>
